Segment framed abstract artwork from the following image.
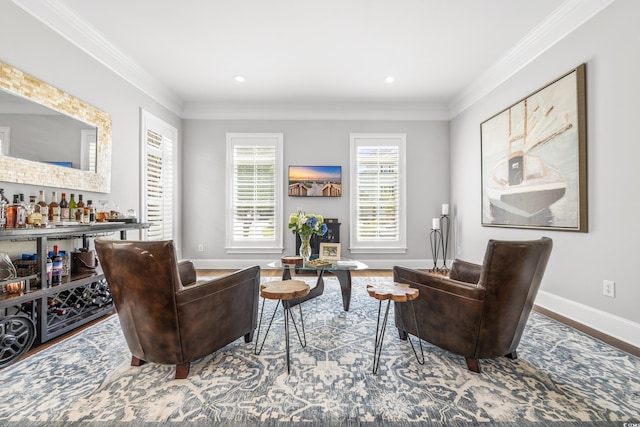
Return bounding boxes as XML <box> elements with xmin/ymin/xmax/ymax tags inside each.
<box><xmin>481</xmin><ymin>64</ymin><xmax>587</xmax><ymax>231</ymax></box>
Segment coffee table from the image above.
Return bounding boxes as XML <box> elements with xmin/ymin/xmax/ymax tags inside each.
<box><xmin>266</xmin><ymin>258</ymin><xmax>368</xmax><ymax>311</ymax></box>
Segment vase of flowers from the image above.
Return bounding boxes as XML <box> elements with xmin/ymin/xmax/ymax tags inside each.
<box><xmin>288</xmin><ymin>211</ymin><xmax>327</xmax><ymax>263</ymax></box>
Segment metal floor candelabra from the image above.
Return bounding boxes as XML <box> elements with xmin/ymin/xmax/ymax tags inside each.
<box><xmin>429</xmin><ymin>214</ymin><xmax>450</xmax><ymax>273</ymax></box>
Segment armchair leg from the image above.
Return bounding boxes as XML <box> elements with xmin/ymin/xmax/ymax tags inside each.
<box><xmin>465</xmin><ymin>357</ymin><xmax>481</xmax><ymax>373</ymax></box>
<box><xmin>175</xmin><ymin>363</ymin><xmax>190</xmax><ymax>379</ymax></box>
<box><xmin>244</xmin><ymin>331</ymin><xmax>254</xmax><ymax>343</ymax></box>
<box><xmin>131</xmin><ymin>356</ymin><xmax>146</xmax><ymax>367</ymax></box>
<box><xmin>505</xmin><ymin>351</ymin><xmax>518</xmax><ymax>360</ymax></box>
<box><xmin>397</xmin><ymin>328</ymin><xmax>408</xmax><ymax>340</ymax></box>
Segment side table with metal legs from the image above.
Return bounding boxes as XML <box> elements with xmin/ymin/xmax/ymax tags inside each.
<box><xmin>367</xmin><ymin>282</ymin><xmax>425</xmax><ymax>374</ymax></box>
<box><xmin>254</xmin><ymin>280</ymin><xmax>310</xmax><ymax>374</ymax></box>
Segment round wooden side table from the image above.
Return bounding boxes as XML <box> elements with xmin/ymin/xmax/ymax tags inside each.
<box><xmin>254</xmin><ymin>279</ymin><xmax>310</xmax><ymax>374</ymax></box>
<box><xmin>366</xmin><ymin>282</ymin><xmax>425</xmax><ymax>374</ymax></box>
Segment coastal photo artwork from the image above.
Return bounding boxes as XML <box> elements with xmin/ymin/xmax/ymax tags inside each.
<box><xmin>288</xmin><ymin>165</ymin><xmax>342</xmax><ymax>197</ymax></box>
<box><xmin>481</xmin><ymin>64</ymin><xmax>587</xmax><ymax>231</ymax></box>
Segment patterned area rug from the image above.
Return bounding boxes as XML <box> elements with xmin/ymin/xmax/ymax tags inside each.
<box><xmin>0</xmin><ymin>276</ymin><xmax>638</xmax><ymax>427</ymax></box>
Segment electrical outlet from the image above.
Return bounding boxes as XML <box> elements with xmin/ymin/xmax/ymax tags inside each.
<box><xmin>198</xmin><ymin>244</ymin><xmax>204</xmax><ymax>252</ymax></box>
<box><xmin>603</xmin><ymin>280</ymin><xmax>615</xmax><ymax>298</ymax></box>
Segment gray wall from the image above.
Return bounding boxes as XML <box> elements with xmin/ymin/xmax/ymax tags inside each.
<box><xmin>182</xmin><ymin>119</ymin><xmax>449</xmax><ymax>267</ymax></box>
<box><xmin>0</xmin><ymin>1</ymin><xmax>181</xmax><ymax>254</ymax></box>
<box><xmin>449</xmin><ymin>0</ymin><xmax>640</xmax><ymax>339</ymax></box>
<box><xmin>1</xmin><ymin>0</ymin><xmax>637</xmax><ymax>345</ymax></box>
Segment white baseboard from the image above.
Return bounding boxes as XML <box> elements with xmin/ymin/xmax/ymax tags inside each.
<box><xmin>535</xmin><ymin>290</ymin><xmax>640</xmax><ymax>349</ymax></box>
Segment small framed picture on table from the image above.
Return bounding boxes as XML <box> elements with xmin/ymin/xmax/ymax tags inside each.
<box><xmin>319</xmin><ymin>243</ymin><xmax>341</xmax><ymax>261</ymax></box>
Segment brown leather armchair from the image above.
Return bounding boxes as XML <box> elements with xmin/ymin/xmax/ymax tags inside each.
<box><xmin>95</xmin><ymin>238</ymin><xmax>261</xmax><ymax>379</ymax></box>
<box><xmin>393</xmin><ymin>237</ymin><xmax>552</xmax><ymax>373</ymax></box>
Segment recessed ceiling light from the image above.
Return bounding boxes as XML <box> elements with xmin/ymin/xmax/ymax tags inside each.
<box><xmin>385</xmin><ymin>76</ymin><xmax>395</xmax><ymax>83</ymax></box>
<box><xmin>234</xmin><ymin>75</ymin><xmax>246</xmax><ymax>83</ymax></box>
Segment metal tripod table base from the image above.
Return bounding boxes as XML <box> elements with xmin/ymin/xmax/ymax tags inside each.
<box><xmin>254</xmin><ymin>280</ymin><xmax>310</xmax><ymax>374</ymax></box>
<box><xmin>367</xmin><ymin>282</ymin><xmax>425</xmax><ymax>374</ymax></box>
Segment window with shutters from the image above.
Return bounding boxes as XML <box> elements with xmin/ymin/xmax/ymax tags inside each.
<box><xmin>226</xmin><ymin>133</ymin><xmax>283</xmax><ymax>252</ymax></box>
<box><xmin>141</xmin><ymin>110</ymin><xmax>177</xmax><ymax>243</ymax></box>
<box><xmin>80</xmin><ymin>129</ymin><xmax>96</xmax><ymax>172</ymax></box>
<box><xmin>350</xmin><ymin>133</ymin><xmax>407</xmax><ymax>253</ymax></box>
<box><xmin>0</xmin><ymin>127</ymin><xmax>10</xmax><ymax>156</ymax></box>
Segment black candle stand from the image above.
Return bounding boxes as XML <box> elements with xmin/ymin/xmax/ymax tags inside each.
<box><xmin>440</xmin><ymin>214</ymin><xmax>450</xmax><ymax>271</ymax></box>
<box><xmin>428</xmin><ymin>214</ymin><xmax>450</xmax><ymax>273</ymax></box>
<box><xmin>428</xmin><ymin>228</ymin><xmax>442</xmax><ymax>273</ymax></box>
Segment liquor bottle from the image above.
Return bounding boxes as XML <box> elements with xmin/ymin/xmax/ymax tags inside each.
<box><xmin>36</xmin><ymin>190</ymin><xmax>48</xmax><ymax>227</ymax></box>
<box><xmin>68</xmin><ymin>194</ymin><xmax>77</xmax><ymax>222</ymax></box>
<box><xmin>26</xmin><ymin>195</ymin><xmax>41</xmax><ymax>227</ymax></box>
<box><xmin>6</xmin><ymin>194</ymin><xmax>20</xmax><ymax>228</ymax></box>
<box><xmin>16</xmin><ymin>194</ymin><xmax>27</xmax><ymax>228</ymax></box>
<box><xmin>87</xmin><ymin>200</ymin><xmax>95</xmax><ymax>223</ymax></box>
<box><xmin>49</xmin><ymin>191</ymin><xmax>60</xmax><ymax>223</ymax></box>
<box><xmin>51</xmin><ymin>245</ymin><xmax>63</xmax><ymax>285</ymax></box>
<box><xmin>46</xmin><ymin>248</ymin><xmax>53</xmax><ymax>286</ymax></box>
<box><xmin>64</xmin><ymin>292</ymin><xmax>84</xmax><ymax>309</ymax></box>
<box><xmin>59</xmin><ymin>193</ymin><xmax>69</xmax><ymax>221</ymax></box>
<box><xmin>0</xmin><ymin>189</ymin><xmax>7</xmax><ymax>229</ymax></box>
<box><xmin>47</xmin><ymin>297</ymin><xmax>67</xmax><ymax>316</ymax></box>
<box><xmin>0</xmin><ymin>188</ymin><xmax>8</xmax><ymax>204</ymax></box>
<box><xmin>76</xmin><ymin>194</ymin><xmax>85</xmax><ymax>222</ymax></box>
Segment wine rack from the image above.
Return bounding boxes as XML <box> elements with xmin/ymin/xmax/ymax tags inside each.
<box><xmin>45</xmin><ymin>278</ymin><xmax>112</xmax><ymax>336</ymax></box>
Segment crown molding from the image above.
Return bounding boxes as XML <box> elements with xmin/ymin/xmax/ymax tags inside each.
<box><xmin>448</xmin><ymin>0</ymin><xmax>616</xmax><ymax>118</ymax></box>
<box><xmin>12</xmin><ymin>0</ymin><xmax>615</xmax><ymax>121</ymax></box>
<box><xmin>11</xmin><ymin>0</ymin><xmax>184</xmax><ymax>116</ymax></box>
<box><xmin>182</xmin><ymin>102</ymin><xmax>450</xmax><ymax>121</ymax></box>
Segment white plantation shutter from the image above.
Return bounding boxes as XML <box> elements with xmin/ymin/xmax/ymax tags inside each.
<box><xmin>356</xmin><ymin>146</ymin><xmax>400</xmax><ymax>240</ymax></box>
<box><xmin>141</xmin><ymin>111</ymin><xmax>177</xmax><ymax>243</ymax></box>
<box><xmin>0</xmin><ymin>127</ymin><xmax>10</xmax><ymax>156</ymax></box>
<box><xmin>232</xmin><ymin>145</ymin><xmax>276</xmax><ymax>240</ymax></box>
<box><xmin>145</xmin><ymin>129</ymin><xmax>174</xmax><ymax>240</ymax></box>
<box><xmin>80</xmin><ymin>129</ymin><xmax>97</xmax><ymax>172</ymax></box>
<box><xmin>226</xmin><ymin>133</ymin><xmax>283</xmax><ymax>252</ymax></box>
<box><xmin>89</xmin><ymin>138</ymin><xmax>97</xmax><ymax>173</ymax></box>
<box><xmin>350</xmin><ymin>134</ymin><xmax>406</xmax><ymax>253</ymax></box>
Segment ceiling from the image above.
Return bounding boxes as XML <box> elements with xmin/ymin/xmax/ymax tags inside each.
<box><xmin>12</xmin><ymin>0</ymin><xmax>613</xmax><ymax>119</ymax></box>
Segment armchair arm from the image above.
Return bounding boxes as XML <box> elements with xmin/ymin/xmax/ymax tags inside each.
<box><xmin>393</xmin><ymin>265</ymin><xmax>486</xmax><ymax>358</ymax></box>
<box><xmin>393</xmin><ymin>265</ymin><xmax>484</xmax><ymax>300</ymax></box>
<box><xmin>178</xmin><ymin>260</ymin><xmax>197</xmax><ymax>286</ymax></box>
<box><xmin>175</xmin><ymin>265</ymin><xmax>261</xmax><ymax>360</ymax></box>
<box><xmin>448</xmin><ymin>259</ymin><xmax>482</xmax><ymax>284</ymax></box>
<box><xmin>176</xmin><ymin>265</ymin><xmax>260</xmax><ymax>302</ymax></box>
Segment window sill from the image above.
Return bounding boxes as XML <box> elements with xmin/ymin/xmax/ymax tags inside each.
<box><xmin>226</xmin><ymin>247</ymin><xmax>284</xmax><ymax>254</ymax></box>
<box><xmin>349</xmin><ymin>247</ymin><xmax>407</xmax><ymax>254</ymax></box>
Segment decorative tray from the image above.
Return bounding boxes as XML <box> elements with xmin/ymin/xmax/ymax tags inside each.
<box><xmin>305</xmin><ymin>259</ymin><xmax>332</xmax><ymax>268</ymax></box>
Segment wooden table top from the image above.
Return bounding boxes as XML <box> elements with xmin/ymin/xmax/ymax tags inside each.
<box><xmin>366</xmin><ymin>282</ymin><xmax>419</xmax><ymax>302</ymax></box>
<box><xmin>260</xmin><ymin>279</ymin><xmax>311</xmax><ymax>300</ymax></box>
